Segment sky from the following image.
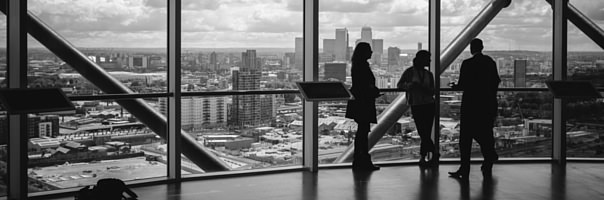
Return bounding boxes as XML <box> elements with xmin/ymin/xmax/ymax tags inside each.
<box><xmin>1</xmin><ymin>0</ymin><xmax>603</xmax><ymax>51</ymax></box>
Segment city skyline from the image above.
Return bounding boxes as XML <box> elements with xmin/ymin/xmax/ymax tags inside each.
<box><xmin>0</xmin><ymin>0</ymin><xmax>598</xmax><ymax>51</ymax></box>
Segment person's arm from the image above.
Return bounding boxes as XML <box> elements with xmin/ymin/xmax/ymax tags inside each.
<box><xmin>397</xmin><ymin>69</ymin><xmax>411</xmax><ymax>90</ymax></box>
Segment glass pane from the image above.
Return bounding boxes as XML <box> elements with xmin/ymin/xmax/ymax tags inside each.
<box><xmin>439</xmin><ymin>91</ymin><xmax>553</xmax><ymax>159</ymax></box>
<box><xmin>0</xmin><ymin>13</ymin><xmax>6</xmax><ymax>197</ymax></box>
<box><xmin>319</xmin><ymin>0</ymin><xmax>428</xmax><ymax>89</ymax></box>
<box><xmin>181</xmin><ymin>94</ymin><xmax>302</xmax><ymax>174</ymax></box>
<box><xmin>441</xmin><ymin>0</ymin><xmax>552</xmax><ymax>89</ymax></box>
<box><xmin>566</xmin><ymin>0</ymin><xmax>604</xmax><ymax>158</ymax></box>
<box><xmin>27</xmin><ymin>99</ymin><xmax>167</xmax><ymax>193</ymax></box>
<box><xmin>28</xmin><ymin>0</ymin><xmax>167</xmax><ymax>94</ymax></box>
<box><xmin>181</xmin><ymin>0</ymin><xmax>303</xmax><ymax>92</ymax></box>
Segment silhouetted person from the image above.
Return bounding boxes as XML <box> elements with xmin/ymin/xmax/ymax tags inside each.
<box><xmin>448</xmin><ymin>38</ymin><xmax>500</xmax><ymax>180</ymax></box>
<box><xmin>346</xmin><ymin>42</ymin><xmax>381</xmax><ymax>171</ymax></box>
<box><xmin>397</xmin><ymin>50</ymin><xmax>437</xmax><ymax>168</ymax></box>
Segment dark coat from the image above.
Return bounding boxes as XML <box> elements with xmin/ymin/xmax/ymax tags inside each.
<box><xmin>456</xmin><ymin>53</ymin><xmax>501</xmax><ymax>119</ymax></box>
<box><xmin>345</xmin><ymin>60</ymin><xmax>380</xmax><ymax>123</ymax></box>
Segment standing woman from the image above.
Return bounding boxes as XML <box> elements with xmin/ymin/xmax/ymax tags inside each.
<box><xmin>397</xmin><ymin>50</ymin><xmax>437</xmax><ymax>168</ymax></box>
<box><xmin>345</xmin><ymin>42</ymin><xmax>381</xmax><ymax>171</ymax></box>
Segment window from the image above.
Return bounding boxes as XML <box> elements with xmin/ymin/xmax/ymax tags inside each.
<box><xmin>318</xmin><ymin>0</ymin><xmax>428</xmax><ymax>164</ymax></box>
<box><xmin>566</xmin><ymin>0</ymin><xmax>604</xmax><ymax>158</ymax></box>
<box><xmin>181</xmin><ymin>0</ymin><xmax>303</xmax><ymax>173</ymax></box>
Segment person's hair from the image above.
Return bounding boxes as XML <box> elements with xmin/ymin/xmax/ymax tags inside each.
<box><xmin>413</xmin><ymin>50</ymin><xmax>431</xmax><ymax>66</ymax></box>
<box><xmin>470</xmin><ymin>38</ymin><xmax>484</xmax><ymax>52</ymax></box>
<box><xmin>351</xmin><ymin>42</ymin><xmax>372</xmax><ymax>62</ymax></box>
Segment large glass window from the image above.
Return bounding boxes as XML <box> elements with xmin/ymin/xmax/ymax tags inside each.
<box><xmin>439</xmin><ymin>91</ymin><xmax>553</xmax><ymax>159</ymax></box>
<box><xmin>0</xmin><ymin>13</ymin><xmax>6</xmax><ymax>197</ymax></box>
<box><xmin>318</xmin><ymin>0</ymin><xmax>428</xmax><ymax>164</ymax></box>
<box><xmin>441</xmin><ymin>0</ymin><xmax>553</xmax><ymax>89</ymax></box>
<box><xmin>181</xmin><ymin>0</ymin><xmax>303</xmax><ymax>173</ymax></box>
<box><xmin>566</xmin><ymin>0</ymin><xmax>604</xmax><ymax>158</ymax></box>
<box><xmin>26</xmin><ymin>99</ymin><xmax>166</xmax><ymax>193</ymax></box>
<box><xmin>28</xmin><ymin>0</ymin><xmax>168</xmax><ymax>94</ymax></box>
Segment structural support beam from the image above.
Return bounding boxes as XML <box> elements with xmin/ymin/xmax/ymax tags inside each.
<box><xmin>545</xmin><ymin>0</ymin><xmax>604</xmax><ymax>51</ymax></box>
<box><xmin>168</xmin><ymin>0</ymin><xmax>182</xmax><ymax>178</ymax></box>
<box><xmin>7</xmin><ymin>0</ymin><xmax>27</xmax><ymax>199</ymax></box>
<box><xmin>0</xmin><ymin>0</ymin><xmax>230</xmax><ymax>172</ymax></box>
<box><xmin>303</xmin><ymin>0</ymin><xmax>319</xmax><ymax>172</ymax></box>
<box><xmin>552</xmin><ymin>0</ymin><xmax>568</xmax><ymax>165</ymax></box>
<box><xmin>334</xmin><ymin>0</ymin><xmax>511</xmax><ymax>163</ymax></box>
<box><xmin>429</xmin><ymin>0</ymin><xmax>441</xmax><ymax>160</ymax></box>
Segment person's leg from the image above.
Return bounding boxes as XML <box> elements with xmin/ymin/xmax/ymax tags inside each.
<box><xmin>450</xmin><ymin>118</ymin><xmax>473</xmax><ymax>179</ymax></box>
<box><xmin>413</xmin><ymin>104</ymin><xmax>436</xmax><ymax>166</ymax></box>
<box><xmin>353</xmin><ymin>120</ymin><xmax>374</xmax><ymax>169</ymax></box>
<box><xmin>476</xmin><ymin>118</ymin><xmax>498</xmax><ymax>175</ymax></box>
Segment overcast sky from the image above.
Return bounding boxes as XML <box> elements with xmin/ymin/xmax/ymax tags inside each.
<box><xmin>5</xmin><ymin>0</ymin><xmax>604</xmax><ymax>51</ymax></box>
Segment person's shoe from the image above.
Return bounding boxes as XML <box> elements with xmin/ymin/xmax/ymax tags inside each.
<box><xmin>426</xmin><ymin>153</ymin><xmax>440</xmax><ymax>168</ymax></box>
<box><xmin>448</xmin><ymin>170</ymin><xmax>469</xmax><ymax>180</ymax></box>
<box><xmin>418</xmin><ymin>157</ymin><xmax>428</xmax><ymax>168</ymax></box>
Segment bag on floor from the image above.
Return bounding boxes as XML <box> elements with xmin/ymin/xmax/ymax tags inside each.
<box><xmin>75</xmin><ymin>178</ymin><xmax>138</xmax><ymax>200</ymax></box>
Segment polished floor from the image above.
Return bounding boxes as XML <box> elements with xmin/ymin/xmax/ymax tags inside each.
<box><xmin>43</xmin><ymin>163</ymin><xmax>604</xmax><ymax>200</ymax></box>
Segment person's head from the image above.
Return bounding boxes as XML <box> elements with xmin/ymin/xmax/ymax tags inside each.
<box><xmin>413</xmin><ymin>50</ymin><xmax>431</xmax><ymax>68</ymax></box>
<box><xmin>351</xmin><ymin>42</ymin><xmax>372</xmax><ymax>62</ymax></box>
<box><xmin>470</xmin><ymin>38</ymin><xmax>484</xmax><ymax>55</ymax></box>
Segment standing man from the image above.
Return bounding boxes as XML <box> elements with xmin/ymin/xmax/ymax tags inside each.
<box><xmin>448</xmin><ymin>38</ymin><xmax>500</xmax><ymax>180</ymax></box>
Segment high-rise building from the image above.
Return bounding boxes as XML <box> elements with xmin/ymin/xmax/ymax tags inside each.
<box><xmin>335</xmin><ymin>28</ymin><xmax>349</xmax><ymax>61</ymax></box>
<box><xmin>388</xmin><ymin>47</ymin><xmax>401</xmax><ymax>67</ymax></box>
<box><xmin>361</xmin><ymin>26</ymin><xmax>372</xmax><ymax>48</ymax></box>
<box><xmin>0</xmin><ymin>115</ymin><xmax>60</xmax><ymax>144</ymax></box>
<box><xmin>372</xmin><ymin>39</ymin><xmax>384</xmax><ymax>66</ymax></box>
<box><xmin>418</xmin><ymin>42</ymin><xmax>423</xmax><ymax>51</ymax></box>
<box><xmin>159</xmin><ymin>97</ymin><xmax>227</xmax><ymax>130</ymax></box>
<box><xmin>323</xmin><ymin>39</ymin><xmax>335</xmax><ymax>56</ymax></box>
<box><xmin>210</xmin><ymin>52</ymin><xmax>218</xmax><ymax>71</ymax></box>
<box><xmin>295</xmin><ymin>37</ymin><xmax>303</xmax><ymax>71</ymax></box>
<box><xmin>514</xmin><ymin>60</ymin><xmax>527</xmax><ymax>88</ymax></box>
<box><xmin>324</xmin><ymin>63</ymin><xmax>347</xmax><ymax>82</ymax></box>
<box><xmin>241</xmin><ymin>50</ymin><xmax>258</xmax><ymax>70</ymax></box>
<box><xmin>231</xmin><ymin>50</ymin><xmax>269</xmax><ymax>128</ymax></box>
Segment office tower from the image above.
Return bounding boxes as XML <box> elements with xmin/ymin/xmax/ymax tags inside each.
<box><xmin>210</xmin><ymin>52</ymin><xmax>218</xmax><ymax>71</ymax></box>
<box><xmin>361</xmin><ymin>26</ymin><xmax>372</xmax><ymax>47</ymax></box>
<box><xmin>323</xmin><ymin>39</ymin><xmax>335</xmax><ymax>56</ymax></box>
<box><xmin>241</xmin><ymin>50</ymin><xmax>258</xmax><ymax>70</ymax></box>
<box><xmin>514</xmin><ymin>60</ymin><xmax>527</xmax><ymax>88</ymax></box>
<box><xmin>335</xmin><ymin>28</ymin><xmax>349</xmax><ymax>61</ymax></box>
<box><xmin>418</xmin><ymin>42</ymin><xmax>422</xmax><ymax>51</ymax></box>
<box><xmin>295</xmin><ymin>37</ymin><xmax>303</xmax><ymax>71</ymax></box>
<box><xmin>231</xmin><ymin>50</ymin><xmax>264</xmax><ymax>128</ymax></box>
<box><xmin>388</xmin><ymin>47</ymin><xmax>401</xmax><ymax>67</ymax></box>
<box><xmin>372</xmin><ymin>39</ymin><xmax>383</xmax><ymax>66</ymax></box>
<box><xmin>324</xmin><ymin>63</ymin><xmax>347</xmax><ymax>82</ymax></box>
<box><xmin>284</xmin><ymin>52</ymin><xmax>295</xmax><ymax>68</ymax></box>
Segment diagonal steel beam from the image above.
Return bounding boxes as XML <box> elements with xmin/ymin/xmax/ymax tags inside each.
<box><xmin>545</xmin><ymin>0</ymin><xmax>604</xmax><ymax>50</ymax></box>
<box><xmin>0</xmin><ymin>1</ymin><xmax>230</xmax><ymax>172</ymax></box>
<box><xmin>334</xmin><ymin>0</ymin><xmax>512</xmax><ymax>163</ymax></box>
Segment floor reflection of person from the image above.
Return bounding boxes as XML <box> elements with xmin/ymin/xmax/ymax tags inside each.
<box><xmin>345</xmin><ymin>42</ymin><xmax>381</xmax><ymax>171</ymax></box>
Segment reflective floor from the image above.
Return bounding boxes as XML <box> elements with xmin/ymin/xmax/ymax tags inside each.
<box><xmin>40</xmin><ymin>163</ymin><xmax>604</xmax><ymax>200</ymax></box>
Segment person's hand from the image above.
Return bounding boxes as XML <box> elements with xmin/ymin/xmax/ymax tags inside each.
<box><xmin>448</xmin><ymin>82</ymin><xmax>459</xmax><ymax>90</ymax></box>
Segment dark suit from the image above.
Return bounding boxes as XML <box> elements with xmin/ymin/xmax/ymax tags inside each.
<box><xmin>455</xmin><ymin>52</ymin><xmax>500</xmax><ymax>173</ymax></box>
<box><xmin>345</xmin><ymin>59</ymin><xmax>380</xmax><ymax>167</ymax></box>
